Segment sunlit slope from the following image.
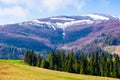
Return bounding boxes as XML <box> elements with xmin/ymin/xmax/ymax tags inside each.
<box><xmin>0</xmin><ymin>60</ymin><xmax>119</xmax><ymax>80</ymax></box>
<box><xmin>104</xmin><ymin>45</ymin><xmax>120</xmax><ymax>56</ymax></box>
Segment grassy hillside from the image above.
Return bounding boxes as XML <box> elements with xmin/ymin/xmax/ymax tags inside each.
<box><xmin>104</xmin><ymin>45</ymin><xmax>120</xmax><ymax>56</ymax></box>
<box><xmin>0</xmin><ymin>60</ymin><xmax>119</xmax><ymax>80</ymax></box>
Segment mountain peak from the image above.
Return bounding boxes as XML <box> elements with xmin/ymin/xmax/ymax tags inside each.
<box><xmin>18</xmin><ymin>13</ymin><xmax>120</xmax><ymax>31</ymax></box>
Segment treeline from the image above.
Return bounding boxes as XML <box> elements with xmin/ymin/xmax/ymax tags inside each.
<box><xmin>24</xmin><ymin>50</ymin><xmax>120</xmax><ymax>78</ymax></box>
<box><xmin>0</xmin><ymin>44</ymin><xmax>26</xmax><ymax>59</ymax></box>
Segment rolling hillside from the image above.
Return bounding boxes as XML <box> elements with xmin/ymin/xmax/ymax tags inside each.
<box><xmin>0</xmin><ymin>60</ymin><xmax>119</xmax><ymax>80</ymax></box>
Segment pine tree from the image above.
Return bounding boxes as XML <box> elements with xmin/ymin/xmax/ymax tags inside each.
<box><xmin>55</xmin><ymin>50</ymin><xmax>61</xmax><ymax>70</ymax></box>
<box><xmin>112</xmin><ymin>54</ymin><xmax>119</xmax><ymax>78</ymax></box>
<box><xmin>24</xmin><ymin>50</ymin><xmax>33</xmax><ymax>66</ymax></box>
<box><xmin>117</xmin><ymin>55</ymin><xmax>120</xmax><ymax>78</ymax></box>
<box><xmin>91</xmin><ymin>52</ymin><xmax>99</xmax><ymax>75</ymax></box>
<box><xmin>73</xmin><ymin>56</ymin><xmax>79</xmax><ymax>73</ymax></box>
<box><xmin>41</xmin><ymin>58</ymin><xmax>47</xmax><ymax>68</ymax></box>
<box><xmin>37</xmin><ymin>53</ymin><xmax>41</xmax><ymax>67</ymax></box>
<box><xmin>24</xmin><ymin>50</ymin><xmax>30</xmax><ymax>64</ymax></box>
<box><xmin>67</xmin><ymin>50</ymin><xmax>75</xmax><ymax>73</ymax></box>
<box><xmin>98</xmin><ymin>53</ymin><xmax>107</xmax><ymax>76</ymax></box>
<box><xmin>79</xmin><ymin>53</ymin><xmax>88</xmax><ymax>74</ymax></box>
<box><xmin>64</xmin><ymin>58</ymin><xmax>69</xmax><ymax>72</ymax></box>
<box><xmin>115</xmin><ymin>55</ymin><xmax>120</xmax><ymax>78</ymax></box>
<box><xmin>31</xmin><ymin>51</ymin><xmax>37</xmax><ymax>66</ymax></box>
<box><xmin>107</xmin><ymin>55</ymin><xmax>113</xmax><ymax>77</ymax></box>
<box><xmin>87</xmin><ymin>58</ymin><xmax>93</xmax><ymax>75</ymax></box>
<box><xmin>48</xmin><ymin>50</ymin><xmax>54</xmax><ymax>70</ymax></box>
<box><xmin>61</xmin><ymin>50</ymin><xmax>66</xmax><ymax>71</ymax></box>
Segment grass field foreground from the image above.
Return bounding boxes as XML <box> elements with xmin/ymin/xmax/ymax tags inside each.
<box><xmin>0</xmin><ymin>60</ymin><xmax>119</xmax><ymax>80</ymax></box>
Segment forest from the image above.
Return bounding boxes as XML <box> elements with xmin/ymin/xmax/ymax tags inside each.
<box><xmin>24</xmin><ymin>50</ymin><xmax>120</xmax><ymax>78</ymax></box>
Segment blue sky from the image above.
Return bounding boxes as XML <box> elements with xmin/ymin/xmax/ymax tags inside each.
<box><xmin>0</xmin><ymin>0</ymin><xmax>120</xmax><ymax>24</ymax></box>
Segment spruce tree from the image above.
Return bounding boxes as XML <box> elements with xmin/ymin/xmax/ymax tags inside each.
<box><xmin>87</xmin><ymin>58</ymin><xmax>93</xmax><ymax>75</ymax></box>
<box><xmin>48</xmin><ymin>50</ymin><xmax>54</xmax><ymax>70</ymax></box>
<box><xmin>64</xmin><ymin>58</ymin><xmax>69</xmax><ymax>72</ymax></box>
<box><xmin>55</xmin><ymin>50</ymin><xmax>61</xmax><ymax>70</ymax></box>
<box><xmin>73</xmin><ymin>56</ymin><xmax>79</xmax><ymax>73</ymax></box>
<box><xmin>31</xmin><ymin>51</ymin><xmax>37</xmax><ymax>66</ymax></box>
<box><xmin>24</xmin><ymin>50</ymin><xmax>30</xmax><ymax>64</ymax></box>
<box><xmin>98</xmin><ymin>53</ymin><xmax>107</xmax><ymax>76</ymax></box>
<box><xmin>117</xmin><ymin>56</ymin><xmax>120</xmax><ymax>78</ymax></box>
<box><xmin>91</xmin><ymin>52</ymin><xmax>99</xmax><ymax>75</ymax></box>
<box><xmin>61</xmin><ymin>50</ymin><xmax>66</xmax><ymax>71</ymax></box>
<box><xmin>79</xmin><ymin>53</ymin><xmax>88</xmax><ymax>74</ymax></box>
<box><xmin>107</xmin><ymin>55</ymin><xmax>113</xmax><ymax>77</ymax></box>
<box><xmin>112</xmin><ymin>54</ymin><xmax>119</xmax><ymax>78</ymax></box>
<box><xmin>37</xmin><ymin>53</ymin><xmax>41</xmax><ymax>67</ymax></box>
<box><xmin>26</xmin><ymin>50</ymin><xmax>33</xmax><ymax>66</ymax></box>
<box><xmin>67</xmin><ymin>50</ymin><xmax>75</xmax><ymax>73</ymax></box>
<box><xmin>41</xmin><ymin>58</ymin><xmax>47</xmax><ymax>68</ymax></box>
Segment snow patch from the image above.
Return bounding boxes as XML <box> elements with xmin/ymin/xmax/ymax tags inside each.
<box><xmin>82</xmin><ymin>14</ymin><xmax>109</xmax><ymax>20</ymax></box>
<box><xmin>50</xmin><ymin>17</ymin><xmax>75</xmax><ymax>21</ymax></box>
<box><xmin>62</xmin><ymin>32</ymin><xmax>65</xmax><ymax>39</ymax></box>
<box><xmin>117</xmin><ymin>16</ymin><xmax>120</xmax><ymax>19</ymax></box>
<box><xmin>31</xmin><ymin>20</ymin><xmax>56</xmax><ymax>30</ymax></box>
<box><xmin>70</xmin><ymin>20</ymin><xmax>94</xmax><ymax>25</ymax></box>
<box><xmin>32</xmin><ymin>20</ymin><xmax>47</xmax><ymax>24</ymax></box>
<box><xmin>112</xmin><ymin>16</ymin><xmax>120</xmax><ymax>19</ymax></box>
<box><xmin>56</xmin><ymin>20</ymin><xmax>94</xmax><ymax>30</ymax></box>
<box><xmin>56</xmin><ymin>23</ymin><xmax>67</xmax><ymax>30</ymax></box>
<box><xmin>23</xmin><ymin>19</ymin><xmax>94</xmax><ymax>30</ymax></box>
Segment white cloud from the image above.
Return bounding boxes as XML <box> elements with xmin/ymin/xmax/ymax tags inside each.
<box><xmin>0</xmin><ymin>0</ymin><xmax>23</xmax><ymax>4</ymax></box>
<box><xmin>0</xmin><ymin>0</ymin><xmax>86</xmax><ymax>12</ymax></box>
<box><xmin>72</xmin><ymin>0</ymin><xmax>86</xmax><ymax>10</ymax></box>
<box><xmin>39</xmin><ymin>0</ymin><xmax>86</xmax><ymax>12</ymax></box>
<box><xmin>0</xmin><ymin>0</ymin><xmax>87</xmax><ymax>24</ymax></box>
<box><xmin>0</xmin><ymin>6</ymin><xmax>28</xmax><ymax>18</ymax></box>
<box><xmin>40</xmin><ymin>0</ymin><xmax>63</xmax><ymax>12</ymax></box>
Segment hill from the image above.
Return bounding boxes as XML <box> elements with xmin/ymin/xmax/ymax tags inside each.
<box><xmin>104</xmin><ymin>45</ymin><xmax>120</xmax><ymax>56</ymax></box>
<box><xmin>0</xmin><ymin>60</ymin><xmax>119</xmax><ymax>80</ymax></box>
<box><xmin>0</xmin><ymin>13</ymin><xmax>120</xmax><ymax>59</ymax></box>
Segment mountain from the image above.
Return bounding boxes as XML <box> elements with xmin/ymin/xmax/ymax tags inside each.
<box><xmin>0</xmin><ymin>13</ymin><xmax>120</xmax><ymax>59</ymax></box>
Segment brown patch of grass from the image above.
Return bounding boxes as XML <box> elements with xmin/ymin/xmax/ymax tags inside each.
<box><xmin>104</xmin><ymin>45</ymin><xmax>120</xmax><ymax>56</ymax></box>
<box><xmin>113</xmin><ymin>46</ymin><xmax>120</xmax><ymax>56</ymax></box>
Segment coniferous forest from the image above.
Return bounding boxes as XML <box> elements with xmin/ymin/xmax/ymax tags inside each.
<box><xmin>24</xmin><ymin>50</ymin><xmax>120</xmax><ymax>78</ymax></box>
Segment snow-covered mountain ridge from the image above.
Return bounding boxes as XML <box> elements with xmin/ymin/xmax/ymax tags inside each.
<box><xmin>19</xmin><ymin>14</ymin><xmax>120</xmax><ymax>30</ymax></box>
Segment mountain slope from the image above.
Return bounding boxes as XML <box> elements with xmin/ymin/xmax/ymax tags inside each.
<box><xmin>0</xmin><ymin>13</ymin><xmax>120</xmax><ymax>59</ymax></box>
<box><xmin>0</xmin><ymin>60</ymin><xmax>119</xmax><ymax>80</ymax></box>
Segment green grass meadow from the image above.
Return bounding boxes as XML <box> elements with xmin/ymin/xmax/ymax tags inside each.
<box><xmin>0</xmin><ymin>60</ymin><xmax>119</xmax><ymax>80</ymax></box>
